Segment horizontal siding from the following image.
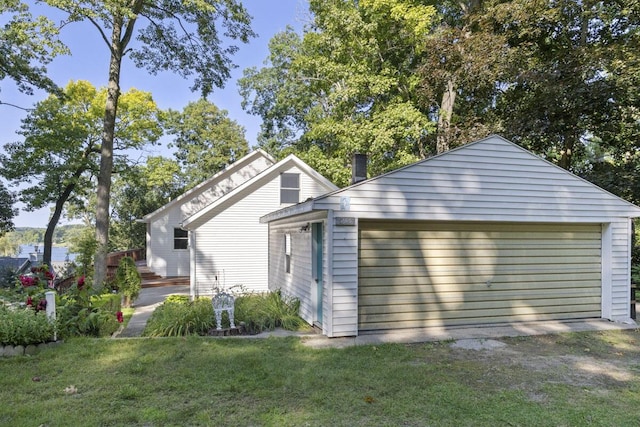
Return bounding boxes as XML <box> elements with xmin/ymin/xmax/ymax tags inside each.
<box><xmin>330</xmin><ymin>222</ymin><xmax>359</xmax><ymax>337</ymax></box>
<box><xmin>194</xmin><ymin>180</ymin><xmax>281</xmax><ymax>296</ymax></box>
<box><xmin>268</xmin><ymin>211</ymin><xmax>328</xmax><ymax>326</ymax></box>
<box><xmin>148</xmin><ymin>208</ymin><xmax>189</xmax><ymax>277</ymax></box>
<box><xmin>358</xmin><ymin>221</ymin><xmax>602</xmax><ymax>332</ymax></box>
<box><xmin>314</xmin><ymin>136</ymin><xmax>640</xmax><ymax>221</ymax></box>
<box><xmin>610</xmin><ymin>219</ymin><xmax>632</xmax><ymax>319</ymax></box>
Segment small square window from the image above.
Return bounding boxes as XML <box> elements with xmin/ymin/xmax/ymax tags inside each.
<box><xmin>174</xmin><ymin>228</ymin><xmax>188</xmax><ymax>250</ymax></box>
<box><xmin>281</xmin><ymin>173</ymin><xmax>300</xmax><ymax>204</ymax></box>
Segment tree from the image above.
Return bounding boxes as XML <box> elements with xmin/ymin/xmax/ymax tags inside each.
<box><xmin>240</xmin><ymin>0</ymin><xmax>436</xmax><ymax>186</ymax></box>
<box><xmin>0</xmin><ymin>80</ymin><xmax>162</xmax><ymax>268</ymax></box>
<box><xmin>41</xmin><ymin>0</ymin><xmax>255</xmax><ymax>288</ymax></box>
<box><xmin>0</xmin><ymin>183</ymin><xmax>17</xmax><ymax>236</ymax></box>
<box><xmin>0</xmin><ymin>0</ymin><xmax>67</xmax><ymax>105</ymax></box>
<box><xmin>109</xmin><ymin>156</ymin><xmax>185</xmax><ymax>251</ymax></box>
<box><xmin>416</xmin><ymin>0</ymin><xmax>509</xmax><ymax>153</ymax></box>
<box><xmin>166</xmin><ymin>99</ymin><xmax>249</xmax><ymax>187</ymax></box>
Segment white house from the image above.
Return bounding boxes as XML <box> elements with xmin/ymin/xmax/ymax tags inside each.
<box><xmin>140</xmin><ymin>149</ymin><xmax>337</xmax><ymax>298</ymax></box>
<box><xmin>260</xmin><ymin>135</ymin><xmax>640</xmax><ymax>338</ymax></box>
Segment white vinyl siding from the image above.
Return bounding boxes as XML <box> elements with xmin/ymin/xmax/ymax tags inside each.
<box><xmin>146</xmin><ymin>209</ymin><xmax>190</xmax><ymax>277</ymax></box>
<box><xmin>330</xmin><ymin>218</ymin><xmax>359</xmax><ymax>337</ymax></box>
<box><xmin>192</xmin><ymin>179</ymin><xmax>279</xmax><ymax>296</ymax></box>
<box><xmin>191</xmin><ymin>167</ymin><xmax>335</xmax><ymax>297</ymax></box>
<box><xmin>314</xmin><ymin>138</ymin><xmax>640</xmax><ymax>221</ymax></box>
<box><xmin>358</xmin><ymin>221</ymin><xmax>602</xmax><ymax>331</ymax></box>
<box><xmin>267</xmin><ymin>212</ymin><xmax>328</xmax><ymax>326</ymax></box>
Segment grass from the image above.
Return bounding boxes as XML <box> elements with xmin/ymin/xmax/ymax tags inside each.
<box><xmin>1</xmin><ymin>329</ymin><xmax>639</xmax><ymax>426</ymax></box>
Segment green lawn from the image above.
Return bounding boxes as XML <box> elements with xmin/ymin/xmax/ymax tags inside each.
<box><xmin>1</xmin><ymin>330</ymin><xmax>639</xmax><ymax>426</ymax></box>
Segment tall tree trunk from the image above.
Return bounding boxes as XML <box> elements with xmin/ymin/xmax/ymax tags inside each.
<box><xmin>437</xmin><ymin>79</ymin><xmax>457</xmax><ymax>154</ymax></box>
<box><xmin>43</xmin><ymin>180</ymin><xmax>78</xmax><ymax>269</ymax></box>
<box><xmin>94</xmin><ymin>19</ymin><xmax>124</xmax><ymax>289</ymax></box>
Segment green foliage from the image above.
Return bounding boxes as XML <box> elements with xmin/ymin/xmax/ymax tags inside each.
<box><xmin>165</xmin><ymin>99</ymin><xmax>249</xmax><ymax>187</ymax></box>
<box><xmin>0</xmin><ymin>305</ymin><xmax>55</xmax><ymax>346</ymax></box>
<box><xmin>66</xmin><ymin>226</ymin><xmax>96</xmax><ymax>279</ymax></box>
<box><xmin>56</xmin><ymin>278</ymin><xmax>119</xmax><ymax>338</ymax></box>
<box><xmin>240</xmin><ymin>0</ymin><xmax>436</xmax><ymax>186</ymax></box>
<box><xmin>143</xmin><ymin>298</ymin><xmax>215</xmax><ymax>337</ymax></box>
<box><xmin>0</xmin><ymin>183</ymin><xmax>16</xmax><ymax>236</ymax></box>
<box><xmin>144</xmin><ymin>291</ymin><xmax>308</xmax><ymax>337</ymax></box>
<box><xmin>0</xmin><ymin>0</ymin><xmax>68</xmax><ymax>100</ymax></box>
<box><xmin>235</xmin><ymin>290</ymin><xmax>307</xmax><ymax>334</ymax></box>
<box><xmin>114</xmin><ymin>256</ymin><xmax>141</xmax><ymax>307</ymax></box>
<box><xmin>109</xmin><ymin>157</ymin><xmax>185</xmax><ymax>251</ymax></box>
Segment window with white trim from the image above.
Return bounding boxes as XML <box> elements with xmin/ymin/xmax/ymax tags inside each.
<box><xmin>174</xmin><ymin>228</ymin><xmax>188</xmax><ymax>250</ymax></box>
<box><xmin>280</xmin><ymin>173</ymin><xmax>300</xmax><ymax>204</ymax></box>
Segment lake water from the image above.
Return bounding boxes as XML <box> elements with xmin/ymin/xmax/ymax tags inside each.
<box><xmin>18</xmin><ymin>244</ymin><xmax>78</xmax><ymax>263</ymax></box>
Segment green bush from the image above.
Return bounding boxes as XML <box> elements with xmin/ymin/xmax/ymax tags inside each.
<box><xmin>56</xmin><ymin>278</ymin><xmax>120</xmax><ymax>339</ymax></box>
<box><xmin>144</xmin><ymin>290</ymin><xmax>308</xmax><ymax>337</ymax></box>
<box><xmin>235</xmin><ymin>290</ymin><xmax>307</xmax><ymax>334</ymax></box>
<box><xmin>0</xmin><ymin>305</ymin><xmax>55</xmax><ymax>346</ymax></box>
<box><xmin>143</xmin><ymin>298</ymin><xmax>215</xmax><ymax>337</ymax></box>
<box><xmin>114</xmin><ymin>256</ymin><xmax>141</xmax><ymax>307</ymax></box>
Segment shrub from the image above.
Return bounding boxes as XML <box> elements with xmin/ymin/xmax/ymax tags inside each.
<box><xmin>0</xmin><ymin>305</ymin><xmax>55</xmax><ymax>346</ymax></box>
<box><xmin>56</xmin><ymin>278</ymin><xmax>120</xmax><ymax>338</ymax></box>
<box><xmin>143</xmin><ymin>298</ymin><xmax>215</xmax><ymax>337</ymax></box>
<box><xmin>143</xmin><ymin>290</ymin><xmax>309</xmax><ymax>337</ymax></box>
<box><xmin>114</xmin><ymin>256</ymin><xmax>141</xmax><ymax>307</ymax></box>
<box><xmin>235</xmin><ymin>290</ymin><xmax>307</xmax><ymax>334</ymax></box>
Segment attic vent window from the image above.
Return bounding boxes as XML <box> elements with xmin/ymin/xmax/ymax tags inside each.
<box><xmin>280</xmin><ymin>173</ymin><xmax>300</xmax><ymax>204</ymax></box>
<box><xmin>174</xmin><ymin>228</ymin><xmax>188</xmax><ymax>250</ymax></box>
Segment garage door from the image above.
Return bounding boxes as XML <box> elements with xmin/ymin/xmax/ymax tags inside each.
<box><xmin>358</xmin><ymin>221</ymin><xmax>602</xmax><ymax>332</ymax></box>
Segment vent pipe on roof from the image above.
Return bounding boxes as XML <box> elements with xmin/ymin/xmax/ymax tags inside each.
<box><xmin>351</xmin><ymin>153</ymin><xmax>367</xmax><ymax>184</ymax></box>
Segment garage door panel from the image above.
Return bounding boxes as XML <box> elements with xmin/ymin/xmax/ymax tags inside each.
<box><xmin>360</xmin><ymin>311</ymin><xmax>603</xmax><ymax>331</ymax></box>
<box><xmin>358</xmin><ymin>222</ymin><xmax>602</xmax><ymax>332</ymax></box>
<box><xmin>360</xmin><ymin>273</ymin><xmax>602</xmax><ymax>290</ymax></box>
<box><xmin>359</xmin><ymin>264</ymin><xmax>600</xmax><ymax>279</ymax></box>
<box><xmin>359</xmin><ymin>255</ymin><xmax>601</xmax><ymax>268</ymax></box>
<box><xmin>359</xmin><ymin>289</ymin><xmax>602</xmax><ymax>306</ymax></box>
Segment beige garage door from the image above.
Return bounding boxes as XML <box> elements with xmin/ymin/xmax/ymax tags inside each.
<box><xmin>358</xmin><ymin>221</ymin><xmax>602</xmax><ymax>332</ymax></box>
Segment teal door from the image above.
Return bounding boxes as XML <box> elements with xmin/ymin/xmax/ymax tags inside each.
<box><xmin>312</xmin><ymin>222</ymin><xmax>323</xmax><ymax>325</ymax></box>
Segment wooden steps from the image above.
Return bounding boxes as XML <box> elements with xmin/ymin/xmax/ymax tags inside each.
<box><xmin>136</xmin><ymin>261</ymin><xmax>189</xmax><ymax>288</ymax></box>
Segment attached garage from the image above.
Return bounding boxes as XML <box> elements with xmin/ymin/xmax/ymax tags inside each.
<box><xmin>358</xmin><ymin>221</ymin><xmax>602</xmax><ymax>331</ymax></box>
<box><xmin>261</xmin><ymin>135</ymin><xmax>640</xmax><ymax>338</ymax></box>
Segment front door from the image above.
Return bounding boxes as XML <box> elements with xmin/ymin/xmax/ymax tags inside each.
<box><xmin>312</xmin><ymin>222</ymin><xmax>323</xmax><ymax>325</ymax></box>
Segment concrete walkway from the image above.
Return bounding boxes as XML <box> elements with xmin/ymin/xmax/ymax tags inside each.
<box><xmin>116</xmin><ymin>284</ymin><xmax>189</xmax><ymax>337</ymax></box>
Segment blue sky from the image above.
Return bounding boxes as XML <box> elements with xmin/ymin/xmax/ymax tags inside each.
<box><xmin>0</xmin><ymin>0</ymin><xmax>308</xmax><ymax>228</ymax></box>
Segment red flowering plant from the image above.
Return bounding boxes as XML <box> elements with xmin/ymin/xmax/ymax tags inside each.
<box><xmin>17</xmin><ymin>265</ymin><xmax>55</xmax><ymax>313</ymax></box>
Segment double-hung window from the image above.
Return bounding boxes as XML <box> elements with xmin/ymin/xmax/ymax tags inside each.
<box><xmin>280</xmin><ymin>173</ymin><xmax>300</xmax><ymax>204</ymax></box>
<box><xmin>174</xmin><ymin>228</ymin><xmax>188</xmax><ymax>250</ymax></box>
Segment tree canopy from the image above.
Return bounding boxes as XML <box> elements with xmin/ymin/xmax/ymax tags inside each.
<box><xmin>0</xmin><ymin>80</ymin><xmax>162</xmax><ymax>267</ymax></box>
<box><xmin>35</xmin><ymin>0</ymin><xmax>255</xmax><ymax>286</ymax></box>
<box><xmin>0</xmin><ymin>0</ymin><xmax>67</xmax><ymax>104</ymax></box>
<box><xmin>241</xmin><ymin>0</ymin><xmax>640</xmax><ymax>192</ymax></box>
<box><xmin>165</xmin><ymin>99</ymin><xmax>249</xmax><ymax>187</ymax></box>
<box><xmin>240</xmin><ymin>0</ymin><xmax>436</xmax><ymax>186</ymax></box>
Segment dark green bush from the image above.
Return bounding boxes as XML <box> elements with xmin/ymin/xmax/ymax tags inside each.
<box><xmin>0</xmin><ymin>305</ymin><xmax>55</xmax><ymax>346</ymax></box>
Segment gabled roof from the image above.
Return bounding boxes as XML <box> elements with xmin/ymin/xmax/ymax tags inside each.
<box><xmin>181</xmin><ymin>154</ymin><xmax>338</xmax><ymax>229</ymax></box>
<box><xmin>0</xmin><ymin>257</ymin><xmax>30</xmax><ymax>273</ymax></box>
<box><xmin>261</xmin><ymin>135</ymin><xmax>640</xmax><ymax>223</ymax></box>
<box><xmin>140</xmin><ymin>149</ymin><xmax>275</xmax><ymax>223</ymax></box>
